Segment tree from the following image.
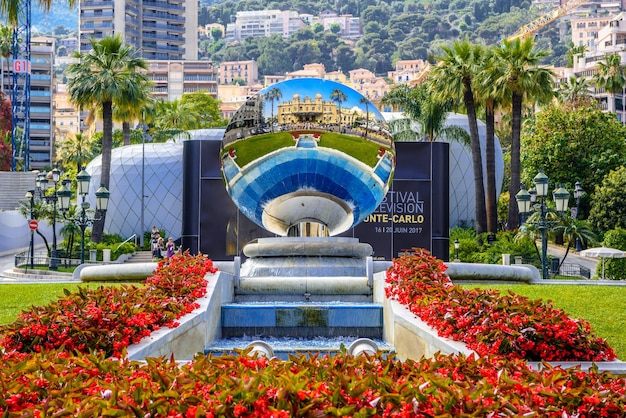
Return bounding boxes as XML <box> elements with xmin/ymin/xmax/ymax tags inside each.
<box><xmin>56</xmin><ymin>132</ymin><xmax>93</xmax><ymax>172</ymax></box>
<box><xmin>210</xmin><ymin>27</ymin><xmax>223</xmax><ymax>43</ymax></box>
<box><xmin>430</xmin><ymin>38</ymin><xmax>487</xmax><ymax>234</ymax></box>
<box><xmin>477</xmin><ymin>46</ymin><xmax>507</xmax><ymax>234</ymax></box>
<box><xmin>493</xmin><ymin>38</ymin><xmax>554</xmax><ymax>231</ymax></box>
<box><xmin>67</xmin><ymin>34</ymin><xmax>150</xmax><ymax>243</ymax></box>
<box><xmin>588</xmin><ymin>167</ymin><xmax>626</xmax><ymax>233</ymax></box>
<box><xmin>264</xmin><ymin>87</ymin><xmax>282</xmax><ymax>132</ymax></box>
<box><xmin>556</xmin><ymin>75</ymin><xmax>594</xmax><ymax>108</ymax></box>
<box><xmin>552</xmin><ymin>216</ymin><xmax>597</xmax><ymax>270</ymax></box>
<box><xmin>153</xmin><ymin>99</ymin><xmax>201</xmax><ymax>133</ymax></box>
<box><xmin>593</xmin><ymin>54</ymin><xmax>626</xmax><ymax>114</ymax></box>
<box><xmin>180</xmin><ymin>91</ymin><xmax>227</xmax><ymax>128</ymax></box>
<box><xmin>520</xmin><ymin>103</ymin><xmax>626</xmax><ymax>198</ymax></box>
<box><xmin>0</xmin><ymin>90</ymin><xmax>10</xmax><ymax>170</ymax></box>
<box><xmin>112</xmin><ymin>79</ymin><xmax>152</xmax><ymax>146</ymax></box>
<box><xmin>0</xmin><ymin>24</ymin><xmax>12</xmax><ymax>94</ymax></box>
<box><xmin>330</xmin><ymin>88</ymin><xmax>347</xmax><ymax>126</ymax></box>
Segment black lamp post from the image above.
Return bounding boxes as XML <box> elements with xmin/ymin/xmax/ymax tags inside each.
<box><xmin>48</xmin><ymin>167</ymin><xmax>61</xmax><ymax>270</ymax></box>
<box><xmin>515</xmin><ymin>170</ymin><xmax>570</xmax><ymax>280</ymax></box>
<box><xmin>25</xmin><ymin>189</ymin><xmax>35</xmax><ymax>269</ymax></box>
<box><xmin>574</xmin><ymin>181</ymin><xmax>584</xmax><ymax>252</ymax></box>
<box><xmin>58</xmin><ymin>170</ymin><xmax>110</xmax><ymax>264</ymax></box>
<box><xmin>454</xmin><ymin>238</ymin><xmax>460</xmax><ymax>262</ymax></box>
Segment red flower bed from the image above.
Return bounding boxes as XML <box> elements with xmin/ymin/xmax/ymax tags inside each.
<box><xmin>1</xmin><ymin>249</ymin><xmax>625</xmax><ymax>416</ymax></box>
<box><xmin>0</xmin><ymin>251</ymin><xmax>217</xmax><ymax>358</ymax></box>
<box><xmin>385</xmin><ymin>248</ymin><xmax>617</xmax><ymax>361</ymax></box>
<box><xmin>1</xmin><ymin>349</ymin><xmax>624</xmax><ymax>416</ymax></box>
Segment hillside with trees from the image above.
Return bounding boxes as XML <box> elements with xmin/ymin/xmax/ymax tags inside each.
<box><xmin>198</xmin><ymin>0</ymin><xmax>575</xmax><ymax>76</ymax></box>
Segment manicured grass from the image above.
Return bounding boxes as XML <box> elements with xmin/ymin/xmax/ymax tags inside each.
<box><xmin>318</xmin><ymin>131</ymin><xmax>391</xmax><ymax>167</ymax></box>
<box><xmin>0</xmin><ymin>283</ymin><xmax>133</xmax><ymax>325</ymax></box>
<box><xmin>227</xmin><ymin>130</ymin><xmax>393</xmax><ymax>168</ymax></box>
<box><xmin>227</xmin><ymin>132</ymin><xmax>294</xmax><ymax>166</ymax></box>
<box><xmin>466</xmin><ymin>284</ymin><xmax>626</xmax><ymax>360</ymax></box>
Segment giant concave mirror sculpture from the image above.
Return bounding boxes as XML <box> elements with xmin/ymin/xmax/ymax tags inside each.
<box><xmin>220</xmin><ymin>78</ymin><xmax>395</xmax><ymax>237</ymax></box>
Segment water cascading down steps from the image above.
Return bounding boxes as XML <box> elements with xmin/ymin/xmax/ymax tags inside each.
<box><xmin>204</xmin><ymin>237</ymin><xmax>392</xmax><ymax>359</ymax></box>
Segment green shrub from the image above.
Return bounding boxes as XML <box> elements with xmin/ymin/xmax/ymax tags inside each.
<box><xmin>450</xmin><ymin>228</ymin><xmax>537</xmax><ymax>264</ymax></box>
<box><xmin>602</xmin><ymin>228</ymin><xmax>626</xmax><ymax>280</ymax></box>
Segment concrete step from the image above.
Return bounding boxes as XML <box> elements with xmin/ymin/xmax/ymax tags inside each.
<box><xmin>221</xmin><ymin>302</ymin><xmax>383</xmax><ymax>339</ymax></box>
<box><xmin>124</xmin><ymin>251</ymin><xmax>155</xmax><ymax>263</ymax></box>
<box><xmin>205</xmin><ymin>336</ymin><xmax>394</xmax><ymax>360</ymax></box>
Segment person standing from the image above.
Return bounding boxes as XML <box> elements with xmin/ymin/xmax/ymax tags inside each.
<box><xmin>152</xmin><ymin>233</ymin><xmax>161</xmax><ymax>259</ymax></box>
<box><xmin>166</xmin><ymin>237</ymin><xmax>176</xmax><ymax>259</ymax></box>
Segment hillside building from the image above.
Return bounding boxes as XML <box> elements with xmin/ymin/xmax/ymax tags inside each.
<box><xmin>224</xmin><ymin>10</ymin><xmax>305</xmax><ymax>42</ymax></box>
<box><xmin>78</xmin><ymin>0</ymin><xmax>197</xmax><ymax>60</ymax></box>
<box><xmin>219</xmin><ymin>60</ymin><xmax>259</xmax><ymax>86</ymax></box>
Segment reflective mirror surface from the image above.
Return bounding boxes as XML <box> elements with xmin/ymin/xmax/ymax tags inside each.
<box><xmin>221</xmin><ymin>78</ymin><xmax>395</xmax><ymax>236</ymax></box>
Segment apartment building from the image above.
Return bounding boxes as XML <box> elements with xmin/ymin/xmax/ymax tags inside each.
<box><xmin>79</xmin><ymin>0</ymin><xmax>197</xmax><ymax>60</ymax></box>
<box><xmin>29</xmin><ymin>37</ymin><xmax>55</xmax><ymax>170</ymax></box>
<box><xmin>570</xmin><ymin>12</ymin><xmax>626</xmax><ymax>121</ymax></box>
<box><xmin>318</xmin><ymin>11</ymin><xmax>362</xmax><ymax>39</ymax></box>
<box><xmin>145</xmin><ymin>60</ymin><xmax>219</xmax><ymax>101</ymax></box>
<box><xmin>387</xmin><ymin>59</ymin><xmax>428</xmax><ymax>84</ymax></box>
<box><xmin>224</xmin><ymin>10</ymin><xmax>305</xmax><ymax>41</ymax></box>
<box><xmin>219</xmin><ymin>60</ymin><xmax>259</xmax><ymax>86</ymax></box>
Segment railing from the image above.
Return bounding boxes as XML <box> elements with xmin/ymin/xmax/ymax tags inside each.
<box><xmin>116</xmin><ymin>234</ymin><xmax>137</xmax><ymax>252</ymax></box>
<box><xmin>513</xmin><ymin>257</ymin><xmax>590</xmax><ymax>279</ymax></box>
<box><xmin>14</xmin><ymin>250</ymin><xmax>82</xmax><ymax>269</ymax></box>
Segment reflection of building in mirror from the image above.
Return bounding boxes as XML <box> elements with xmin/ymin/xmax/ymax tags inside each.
<box><xmin>223</xmin><ymin>95</ymin><xmax>265</xmax><ymax>145</ymax></box>
<box><xmin>277</xmin><ymin>93</ymin><xmax>346</xmax><ymax>126</ymax></box>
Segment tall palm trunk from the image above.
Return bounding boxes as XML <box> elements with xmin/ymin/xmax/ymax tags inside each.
<box><xmin>92</xmin><ymin>100</ymin><xmax>113</xmax><ymax>242</ymax></box>
<box><xmin>485</xmin><ymin>99</ymin><xmax>497</xmax><ymax>234</ymax></box>
<box><xmin>122</xmin><ymin>121</ymin><xmax>131</xmax><ymax>146</ymax></box>
<box><xmin>463</xmin><ymin>81</ymin><xmax>487</xmax><ymax>234</ymax></box>
<box><xmin>507</xmin><ymin>92</ymin><xmax>523</xmax><ymax>230</ymax></box>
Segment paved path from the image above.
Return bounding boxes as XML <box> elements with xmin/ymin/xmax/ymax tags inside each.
<box><xmin>547</xmin><ymin>244</ymin><xmax>599</xmax><ymax>277</ymax></box>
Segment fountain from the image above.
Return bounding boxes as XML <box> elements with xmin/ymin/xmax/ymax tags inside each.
<box><xmin>127</xmin><ymin>79</ymin><xmax>466</xmax><ymax>361</ymax></box>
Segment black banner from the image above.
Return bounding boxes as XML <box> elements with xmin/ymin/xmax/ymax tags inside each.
<box><xmin>182</xmin><ymin>141</ymin><xmax>450</xmax><ymax>261</ymax></box>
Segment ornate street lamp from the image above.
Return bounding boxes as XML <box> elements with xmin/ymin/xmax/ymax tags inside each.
<box><xmin>454</xmin><ymin>238</ymin><xmax>460</xmax><ymax>262</ymax></box>
<box><xmin>58</xmin><ymin>170</ymin><xmax>110</xmax><ymax>264</ymax></box>
<box><xmin>574</xmin><ymin>181</ymin><xmax>584</xmax><ymax>252</ymax></box>
<box><xmin>25</xmin><ymin>190</ymin><xmax>35</xmax><ymax>269</ymax></box>
<box><xmin>47</xmin><ymin>167</ymin><xmax>61</xmax><ymax>270</ymax></box>
<box><xmin>516</xmin><ymin>170</ymin><xmax>571</xmax><ymax>279</ymax></box>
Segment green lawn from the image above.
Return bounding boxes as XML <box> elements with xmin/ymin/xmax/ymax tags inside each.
<box><xmin>0</xmin><ymin>283</ymin><xmax>133</xmax><ymax>325</ymax></box>
<box><xmin>2</xmin><ymin>283</ymin><xmax>623</xmax><ymax>361</ymax></box>
<box><xmin>227</xmin><ymin>130</ymin><xmax>393</xmax><ymax>168</ymax></box>
<box><xmin>227</xmin><ymin>132</ymin><xmax>294</xmax><ymax>166</ymax></box>
<box><xmin>465</xmin><ymin>284</ymin><xmax>626</xmax><ymax>360</ymax></box>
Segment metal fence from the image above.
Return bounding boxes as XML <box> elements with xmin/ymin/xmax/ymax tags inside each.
<box><xmin>15</xmin><ymin>250</ymin><xmax>82</xmax><ymax>269</ymax></box>
<box><xmin>512</xmin><ymin>257</ymin><xmax>591</xmax><ymax>279</ymax></box>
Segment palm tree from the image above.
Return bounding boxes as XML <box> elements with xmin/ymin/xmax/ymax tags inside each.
<box><xmin>264</xmin><ymin>87</ymin><xmax>282</xmax><ymax>132</ymax></box>
<box><xmin>553</xmin><ymin>216</ymin><xmax>598</xmax><ymax>270</ymax></box>
<box><xmin>430</xmin><ymin>38</ymin><xmax>487</xmax><ymax>234</ymax></box>
<box><xmin>593</xmin><ymin>54</ymin><xmax>626</xmax><ymax>114</ymax></box>
<box><xmin>494</xmin><ymin>38</ymin><xmax>554</xmax><ymax>231</ymax></box>
<box><xmin>477</xmin><ymin>47</ymin><xmax>508</xmax><ymax>234</ymax></box>
<box><xmin>0</xmin><ymin>24</ymin><xmax>12</xmax><ymax>93</ymax></box>
<box><xmin>359</xmin><ymin>96</ymin><xmax>370</xmax><ymax>137</ymax></box>
<box><xmin>56</xmin><ymin>131</ymin><xmax>93</xmax><ymax>172</ymax></box>
<box><xmin>67</xmin><ymin>34</ymin><xmax>150</xmax><ymax>243</ymax></box>
<box><xmin>330</xmin><ymin>88</ymin><xmax>347</xmax><ymax>128</ymax></box>
<box><xmin>113</xmin><ymin>81</ymin><xmax>152</xmax><ymax>146</ymax></box>
<box><xmin>557</xmin><ymin>75</ymin><xmax>593</xmax><ymax>107</ymax></box>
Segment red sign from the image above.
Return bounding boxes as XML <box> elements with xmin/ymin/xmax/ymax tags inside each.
<box><xmin>13</xmin><ymin>59</ymin><xmax>31</xmax><ymax>74</ymax></box>
<box><xmin>28</xmin><ymin>220</ymin><xmax>38</xmax><ymax>230</ymax></box>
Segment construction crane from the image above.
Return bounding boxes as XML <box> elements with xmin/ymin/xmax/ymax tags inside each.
<box><xmin>9</xmin><ymin>0</ymin><xmax>31</xmax><ymax>171</ymax></box>
<box><xmin>410</xmin><ymin>0</ymin><xmax>590</xmax><ymax>86</ymax></box>
<box><xmin>505</xmin><ymin>0</ymin><xmax>590</xmax><ymax>41</ymax></box>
